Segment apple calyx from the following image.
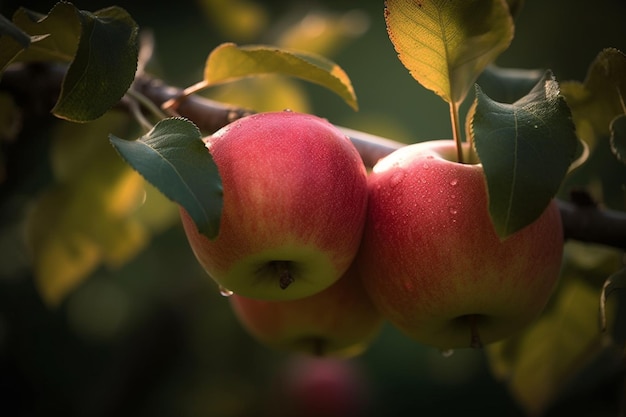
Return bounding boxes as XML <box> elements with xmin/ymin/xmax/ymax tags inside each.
<box><xmin>272</xmin><ymin>261</ymin><xmax>295</xmax><ymax>290</ymax></box>
<box><xmin>467</xmin><ymin>315</ymin><xmax>483</xmax><ymax>349</ymax></box>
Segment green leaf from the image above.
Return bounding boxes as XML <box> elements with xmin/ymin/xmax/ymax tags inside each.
<box><xmin>609</xmin><ymin>114</ymin><xmax>626</xmax><ymax>164</ymax></box>
<box><xmin>52</xmin><ymin>6</ymin><xmax>139</xmax><ymax>121</ymax></box>
<box><xmin>471</xmin><ymin>71</ymin><xmax>579</xmax><ymax>238</ymax></box>
<box><xmin>0</xmin><ymin>13</ymin><xmax>31</xmax><ymax>48</ymax></box>
<box><xmin>0</xmin><ymin>13</ymin><xmax>31</xmax><ymax>69</ymax></box>
<box><xmin>203</xmin><ymin>42</ymin><xmax>358</xmax><ymax>110</ymax></box>
<box><xmin>2</xmin><ymin>3</ymin><xmax>139</xmax><ymax>122</ymax></box>
<box><xmin>110</xmin><ymin>118</ymin><xmax>223</xmax><ymax>239</ymax></box>
<box><xmin>560</xmin><ymin>48</ymin><xmax>626</xmax><ymax>148</ymax></box>
<box><xmin>384</xmin><ymin>0</ymin><xmax>514</xmax><ymax>105</ymax></box>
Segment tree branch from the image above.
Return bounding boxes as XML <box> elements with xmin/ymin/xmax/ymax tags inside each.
<box><xmin>2</xmin><ymin>63</ymin><xmax>626</xmax><ymax>250</ymax></box>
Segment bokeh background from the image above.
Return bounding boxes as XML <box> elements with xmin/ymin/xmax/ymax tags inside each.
<box><xmin>1</xmin><ymin>0</ymin><xmax>626</xmax><ymax>416</ymax></box>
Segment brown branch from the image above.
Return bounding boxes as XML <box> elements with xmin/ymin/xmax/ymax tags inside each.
<box><xmin>2</xmin><ymin>63</ymin><xmax>626</xmax><ymax>250</ymax></box>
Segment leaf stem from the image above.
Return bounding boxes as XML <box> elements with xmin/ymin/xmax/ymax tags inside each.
<box><xmin>126</xmin><ymin>88</ymin><xmax>168</xmax><ymax>121</ymax></box>
<box><xmin>449</xmin><ymin>101</ymin><xmax>464</xmax><ymax>163</ymax></box>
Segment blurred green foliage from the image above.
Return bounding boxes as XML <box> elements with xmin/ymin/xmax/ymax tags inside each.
<box><xmin>1</xmin><ymin>0</ymin><xmax>626</xmax><ymax>416</ymax></box>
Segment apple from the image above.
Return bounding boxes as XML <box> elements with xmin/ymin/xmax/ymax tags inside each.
<box><xmin>228</xmin><ymin>262</ymin><xmax>384</xmax><ymax>357</ymax></box>
<box><xmin>180</xmin><ymin>111</ymin><xmax>368</xmax><ymax>300</ymax></box>
<box><xmin>266</xmin><ymin>355</ymin><xmax>372</xmax><ymax>417</ymax></box>
<box><xmin>357</xmin><ymin>139</ymin><xmax>564</xmax><ymax>349</ymax></box>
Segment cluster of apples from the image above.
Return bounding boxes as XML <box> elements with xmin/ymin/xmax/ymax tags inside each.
<box><xmin>180</xmin><ymin>111</ymin><xmax>564</xmax><ymax>357</ymax></box>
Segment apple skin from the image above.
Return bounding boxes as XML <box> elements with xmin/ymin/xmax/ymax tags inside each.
<box><xmin>228</xmin><ymin>262</ymin><xmax>384</xmax><ymax>357</ymax></box>
<box><xmin>180</xmin><ymin>111</ymin><xmax>368</xmax><ymax>300</ymax></box>
<box><xmin>357</xmin><ymin>139</ymin><xmax>564</xmax><ymax>349</ymax></box>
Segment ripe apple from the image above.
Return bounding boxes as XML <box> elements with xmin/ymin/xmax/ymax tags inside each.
<box><xmin>357</xmin><ymin>139</ymin><xmax>564</xmax><ymax>349</ymax></box>
<box><xmin>180</xmin><ymin>111</ymin><xmax>368</xmax><ymax>300</ymax></box>
<box><xmin>228</xmin><ymin>262</ymin><xmax>384</xmax><ymax>357</ymax></box>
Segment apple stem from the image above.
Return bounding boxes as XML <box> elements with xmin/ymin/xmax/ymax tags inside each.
<box><xmin>449</xmin><ymin>101</ymin><xmax>465</xmax><ymax>164</ymax></box>
<box><xmin>468</xmin><ymin>315</ymin><xmax>483</xmax><ymax>349</ymax></box>
<box><xmin>275</xmin><ymin>261</ymin><xmax>295</xmax><ymax>290</ymax></box>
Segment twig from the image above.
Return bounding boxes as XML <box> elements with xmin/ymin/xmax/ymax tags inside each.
<box><xmin>2</xmin><ymin>63</ymin><xmax>626</xmax><ymax>250</ymax></box>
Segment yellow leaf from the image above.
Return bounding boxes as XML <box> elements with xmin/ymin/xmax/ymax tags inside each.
<box><xmin>27</xmin><ymin>137</ymin><xmax>148</xmax><ymax>306</ymax></box>
<box><xmin>203</xmin><ymin>43</ymin><xmax>358</xmax><ymax>110</ymax></box>
<box><xmin>486</xmin><ymin>276</ymin><xmax>617</xmax><ymax>415</ymax></box>
<box><xmin>385</xmin><ymin>0</ymin><xmax>514</xmax><ymax>104</ymax></box>
<box><xmin>560</xmin><ymin>48</ymin><xmax>626</xmax><ymax>149</ymax></box>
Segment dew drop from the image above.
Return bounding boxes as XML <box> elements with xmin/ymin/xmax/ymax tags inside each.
<box><xmin>449</xmin><ymin>178</ymin><xmax>459</xmax><ymax>186</ymax></box>
<box><xmin>389</xmin><ymin>170</ymin><xmax>405</xmax><ymax>188</ymax></box>
<box><xmin>422</xmin><ymin>162</ymin><xmax>430</xmax><ymax>169</ymax></box>
<box><xmin>449</xmin><ymin>207</ymin><xmax>458</xmax><ymax>215</ymax></box>
<box><xmin>440</xmin><ymin>349</ymin><xmax>454</xmax><ymax>358</ymax></box>
<box><xmin>219</xmin><ymin>286</ymin><xmax>234</xmax><ymax>297</ymax></box>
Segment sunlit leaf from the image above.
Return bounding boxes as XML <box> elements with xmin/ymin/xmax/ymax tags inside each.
<box><xmin>198</xmin><ymin>0</ymin><xmax>269</xmax><ymax>42</ymax></box>
<box><xmin>208</xmin><ymin>75</ymin><xmax>311</xmax><ymax>113</ymax></box>
<box><xmin>471</xmin><ymin>71</ymin><xmax>580</xmax><ymax>238</ymax></box>
<box><xmin>110</xmin><ymin>118</ymin><xmax>223</xmax><ymax>239</ymax></box>
<box><xmin>487</xmin><ymin>276</ymin><xmax>618</xmax><ymax>416</ymax></box>
<box><xmin>609</xmin><ymin>114</ymin><xmax>626</xmax><ymax>164</ymax></box>
<box><xmin>203</xmin><ymin>42</ymin><xmax>358</xmax><ymax>110</ymax></box>
<box><xmin>384</xmin><ymin>0</ymin><xmax>514</xmax><ymax>105</ymax></box>
<box><xmin>276</xmin><ymin>10</ymin><xmax>370</xmax><ymax>57</ymax></box>
<box><xmin>561</xmin><ymin>48</ymin><xmax>626</xmax><ymax>148</ymax></box>
<box><xmin>504</xmin><ymin>0</ymin><xmax>525</xmax><ymax>17</ymax></box>
<box><xmin>2</xmin><ymin>3</ymin><xmax>139</xmax><ymax>122</ymax></box>
<box><xmin>27</xmin><ymin>139</ymin><xmax>147</xmax><ymax>306</ymax></box>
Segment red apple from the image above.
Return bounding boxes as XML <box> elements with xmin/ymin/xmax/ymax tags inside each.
<box><xmin>357</xmin><ymin>139</ymin><xmax>563</xmax><ymax>349</ymax></box>
<box><xmin>266</xmin><ymin>355</ymin><xmax>372</xmax><ymax>417</ymax></box>
<box><xmin>180</xmin><ymin>111</ymin><xmax>368</xmax><ymax>300</ymax></box>
<box><xmin>228</xmin><ymin>262</ymin><xmax>383</xmax><ymax>357</ymax></box>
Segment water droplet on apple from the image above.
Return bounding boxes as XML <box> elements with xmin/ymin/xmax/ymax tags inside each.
<box><xmin>389</xmin><ymin>170</ymin><xmax>405</xmax><ymax>188</ymax></box>
<box><xmin>422</xmin><ymin>162</ymin><xmax>430</xmax><ymax>169</ymax></box>
<box><xmin>450</xmin><ymin>178</ymin><xmax>458</xmax><ymax>186</ymax></box>
<box><xmin>440</xmin><ymin>349</ymin><xmax>454</xmax><ymax>358</ymax></box>
<box><xmin>219</xmin><ymin>286</ymin><xmax>234</xmax><ymax>297</ymax></box>
<box><xmin>449</xmin><ymin>207</ymin><xmax>458</xmax><ymax>215</ymax></box>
